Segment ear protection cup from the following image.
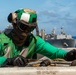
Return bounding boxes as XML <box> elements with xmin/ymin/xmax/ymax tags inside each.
<box><xmin>7</xmin><ymin>12</ymin><xmax>17</xmax><ymax>23</ymax></box>
<box><xmin>7</xmin><ymin>13</ymin><xmax>12</xmax><ymax>23</ymax></box>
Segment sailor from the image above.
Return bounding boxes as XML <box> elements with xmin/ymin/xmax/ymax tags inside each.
<box><xmin>0</xmin><ymin>8</ymin><xmax>76</xmax><ymax>67</ymax></box>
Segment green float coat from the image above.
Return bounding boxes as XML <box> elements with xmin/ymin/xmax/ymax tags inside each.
<box><xmin>0</xmin><ymin>32</ymin><xmax>68</xmax><ymax>65</ymax></box>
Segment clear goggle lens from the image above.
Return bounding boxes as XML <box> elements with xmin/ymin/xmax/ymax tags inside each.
<box><xmin>17</xmin><ymin>21</ymin><xmax>36</xmax><ymax>32</ymax></box>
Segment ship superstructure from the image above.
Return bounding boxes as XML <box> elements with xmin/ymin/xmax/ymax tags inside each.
<box><xmin>40</xmin><ymin>27</ymin><xmax>76</xmax><ymax>48</ymax></box>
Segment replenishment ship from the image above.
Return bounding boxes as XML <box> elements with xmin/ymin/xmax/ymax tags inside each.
<box><xmin>40</xmin><ymin>27</ymin><xmax>76</xmax><ymax>48</ymax></box>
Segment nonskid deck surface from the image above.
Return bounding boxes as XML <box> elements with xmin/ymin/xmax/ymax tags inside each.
<box><xmin>1</xmin><ymin>48</ymin><xmax>76</xmax><ymax>75</ymax></box>
<box><xmin>0</xmin><ymin>67</ymin><xmax>76</xmax><ymax>75</ymax></box>
<box><xmin>0</xmin><ymin>57</ymin><xmax>76</xmax><ymax>75</ymax></box>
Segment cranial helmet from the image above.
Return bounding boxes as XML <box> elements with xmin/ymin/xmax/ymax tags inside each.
<box><xmin>8</xmin><ymin>8</ymin><xmax>37</xmax><ymax>23</ymax></box>
<box><xmin>7</xmin><ymin>8</ymin><xmax>37</xmax><ymax>32</ymax></box>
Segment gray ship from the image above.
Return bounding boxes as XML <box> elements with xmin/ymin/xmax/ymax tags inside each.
<box><xmin>40</xmin><ymin>27</ymin><xmax>76</xmax><ymax>48</ymax></box>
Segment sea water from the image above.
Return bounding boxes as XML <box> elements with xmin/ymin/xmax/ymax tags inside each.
<box><xmin>72</xmin><ymin>36</ymin><xmax>76</xmax><ymax>47</ymax></box>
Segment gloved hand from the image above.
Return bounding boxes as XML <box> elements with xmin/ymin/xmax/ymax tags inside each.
<box><xmin>1</xmin><ymin>55</ymin><xmax>29</xmax><ymax>67</ymax></box>
<box><xmin>40</xmin><ymin>59</ymin><xmax>51</xmax><ymax>66</ymax></box>
<box><xmin>65</xmin><ymin>49</ymin><xmax>76</xmax><ymax>61</ymax></box>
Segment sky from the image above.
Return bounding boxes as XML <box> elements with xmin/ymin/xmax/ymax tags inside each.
<box><xmin>0</xmin><ymin>0</ymin><xmax>76</xmax><ymax>36</ymax></box>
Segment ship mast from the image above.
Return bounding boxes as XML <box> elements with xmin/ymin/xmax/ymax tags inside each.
<box><xmin>61</xmin><ymin>27</ymin><xmax>66</xmax><ymax>35</ymax></box>
<box><xmin>51</xmin><ymin>28</ymin><xmax>56</xmax><ymax>35</ymax></box>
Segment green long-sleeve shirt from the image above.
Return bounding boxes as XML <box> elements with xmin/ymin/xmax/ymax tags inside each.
<box><xmin>0</xmin><ymin>32</ymin><xmax>68</xmax><ymax>65</ymax></box>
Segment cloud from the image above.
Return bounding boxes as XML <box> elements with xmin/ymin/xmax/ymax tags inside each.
<box><xmin>37</xmin><ymin>10</ymin><xmax>59</xmax><ymax>23</ymax></box>
<box><xmin>38</xmin><ymin>10</ymin><xmax>58</xmax><ymax>17</ymax></box>
<box><xmin>37</xmin><ymin>0</ymin><xmax>76</xmax><ymax>35</ymax></box>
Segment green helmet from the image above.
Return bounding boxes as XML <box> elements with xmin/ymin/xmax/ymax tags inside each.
<box><xmin>8</xmin><ymin>8</ymin><xmax>37</xmax><ymax>32</ymax></box>
<box><xmin>15</xmin><ymin>8</ymin><xmax>37</xmax><ymax>23</ymax></box>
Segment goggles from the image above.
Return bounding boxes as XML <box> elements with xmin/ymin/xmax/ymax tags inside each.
<box><xmin>16</xmin><ymin>20</ymin><xmax>37</xmax><ymax>32</ymax></box>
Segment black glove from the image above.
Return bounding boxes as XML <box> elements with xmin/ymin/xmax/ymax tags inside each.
<box><xmin>40</xmin><ymin>59</ymin><xmax>51</xmax><ymax>66</ymax></box>
<box><xmin>65</xmin><ymin>49</ymin><xmax>76</xmax><ymax>61</ymax></box>
<box><xmin>1</xmin><ymin>55</ymin><xmax>29</xmax><ymax>67</ymax></box>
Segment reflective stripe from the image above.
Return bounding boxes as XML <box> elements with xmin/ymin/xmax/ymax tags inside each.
<box><xmin>20</xmin><ymin>13</ymin><xmax>30</xmax><ymax>22</ymax></box>
<box><xmin>19</xmin><ymin>48</ymin><xmax>28</xmax><ymax>57</ymax></box>
<box><xmin>4</xmin><ymin>46</ymin><xmax>11</xmax><ymax>58</ymax></box>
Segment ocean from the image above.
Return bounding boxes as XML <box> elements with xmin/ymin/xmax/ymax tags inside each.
<box><xmin>72</xmin><ymin>36</ymin><xmax>76</xmax><ymax>39</ymax></box>
<box><xmin>72</xmin><ymin>36</ymin><xmax>76</xmax><ymax>47</ymax></box>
